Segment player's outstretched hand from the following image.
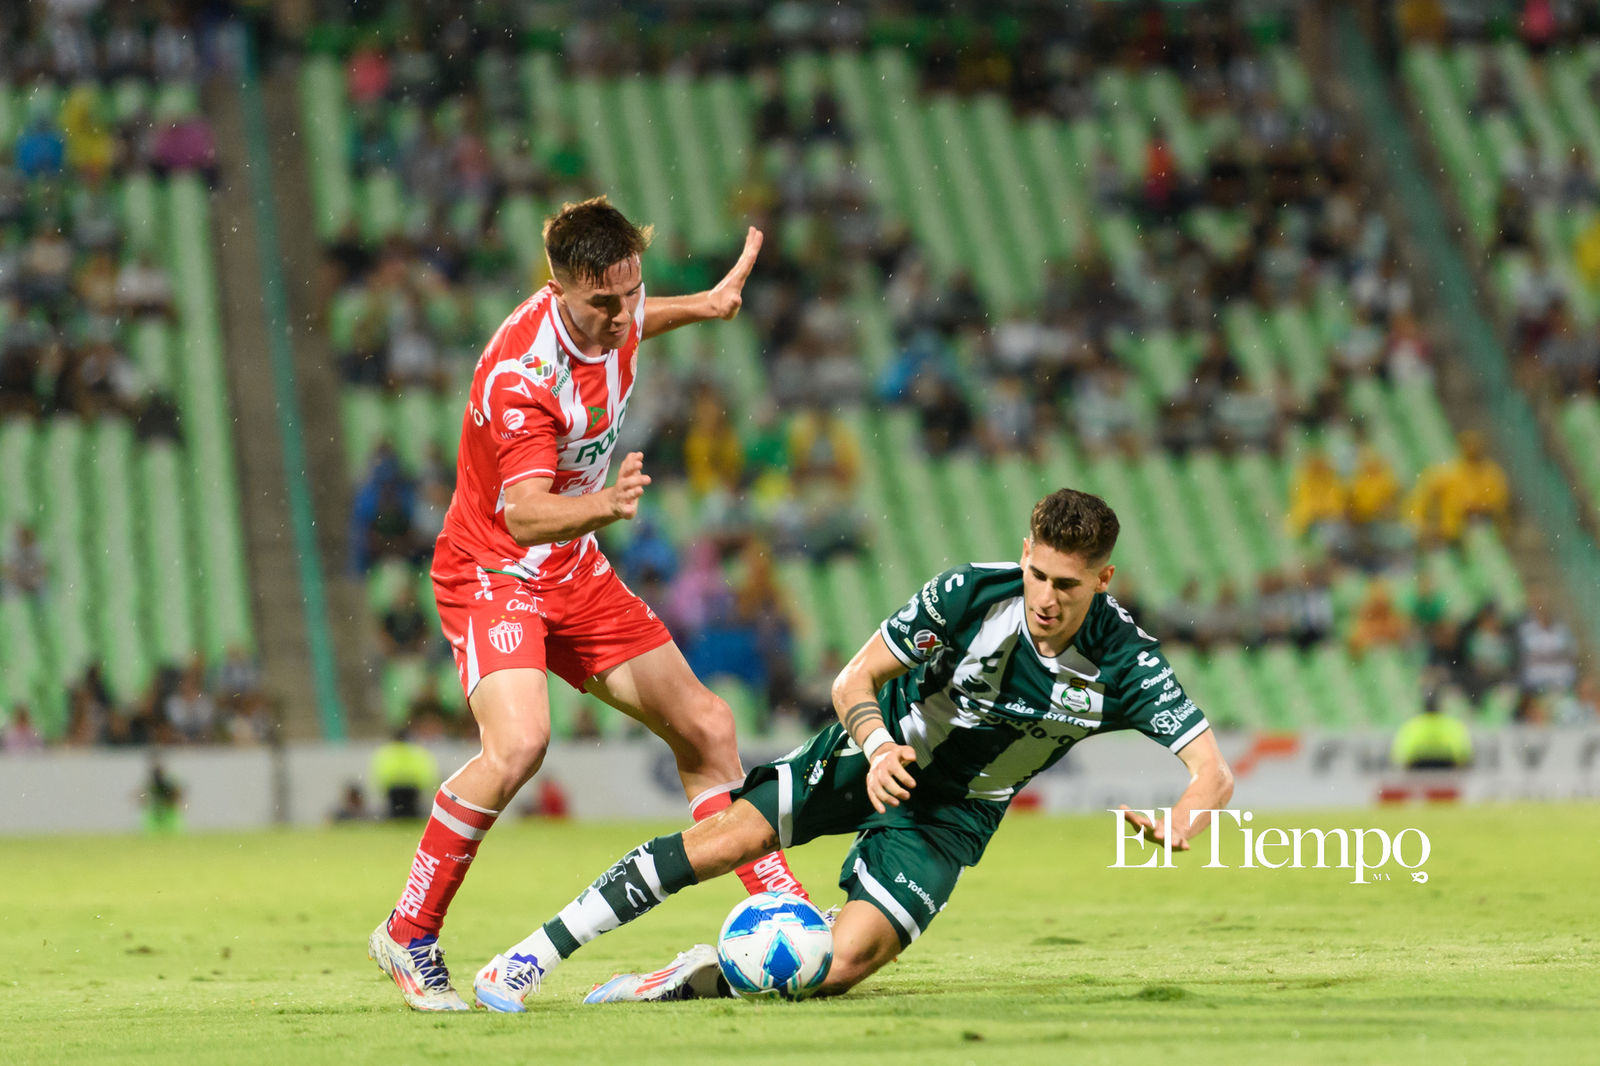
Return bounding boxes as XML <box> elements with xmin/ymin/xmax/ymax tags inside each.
<box><xmin>1118</xmin><ymin>804</ymin><xmax>1190</xmax><ymax>852</ymax></box>
<box><xmin>705</xmin><ymin>227</ymin><xmax>763</xmax><ymax>320</ymax></box>
<box><xmin>608</xmin><ymin>452</ymin><xmax>651</xmax><ymax>521</ymax></box>
<box><xmin>866</xmin><ymin>743</ymin><xmax>918</xmax><ymax>814</ymax></box>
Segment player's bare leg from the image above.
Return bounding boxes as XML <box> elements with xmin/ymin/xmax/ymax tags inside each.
<box><xmin>585</xmin><ymin>643</ymin><xmax>741</xmax><ymax>797</ymax></box>
<box><xmin>810</xmin><ymin>902</ymin><xmax>902</xmax><ymax>996</ymax></box>
<box><xmin>449</xmin><ymin>668</ymin><xmax>553</xmax><ymax>809</ymax></box>
<box><xmin>586</xmin><ymin>643</ymin><xmax>811</xmax><ymax>898</ymax></box>
<box><xmin>373</xmin><ymin>668</ymin><xmax>551</xmax><ymax>1010</ymax></box>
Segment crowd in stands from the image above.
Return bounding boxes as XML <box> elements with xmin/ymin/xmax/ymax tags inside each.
<box><xmin>320</xmin><ymin>3</ymin><xmax>1600</xmax><ymax>735</ymax></box>
<box><xmin>3</xmin><ymin>645</ymin><xmax>275</xmax><ymax>753</ymax></box>
<box><xmin>0</xmin><ymin>2</ymin><xmax>254</xmax><ymax>750</ymax></box>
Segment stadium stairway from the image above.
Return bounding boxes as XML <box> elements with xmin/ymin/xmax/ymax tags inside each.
<box><xmin>1329</xmin><ymin>13</ymin><xmax>1600</xmax><ymax>656</ymax></box>
<box><xmin>253</xmin><ymin>59</ymin><xmax>375</xmax><ymax>735</ymax></box>
<box><xmin>204</xmin><ymin>76</ymin><xmax>322</xmax><ymax>740</ymax></box>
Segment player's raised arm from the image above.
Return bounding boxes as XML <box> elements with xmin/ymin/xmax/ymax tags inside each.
<box><xmin>641</xmin><ymin>227</ymin><xmax>763</xmax><ymax>339</ymax></box>
<box><xmin>831</xmin><ymin>633</ymin><xmax>916</xmax><ymax>814</ymax></box>
<box><xmin>500</xmin><ymin>452</ymin><xmax>651</xmax><ymax>546</ymax></box>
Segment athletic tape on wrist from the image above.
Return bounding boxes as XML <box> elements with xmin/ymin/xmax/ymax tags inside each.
<box><xmin>862</xmin><ymin>727</ymin><xmax>894</xmax><ymax>761</ymax></box>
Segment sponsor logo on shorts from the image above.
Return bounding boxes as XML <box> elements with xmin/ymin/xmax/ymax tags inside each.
<box><xmin>505</xmin><ymin>597</ymin><xmax>541</xmax><ymax>613</ymax></box>
<box><xmin>488</xmin><ymin>619</ymin><xmax>524</xmax><ymax>655</ymax></box>
<box><xmin>893</xmin><ymin>871</ymin><xmax>938</xmax><ymax>915</ymax></box>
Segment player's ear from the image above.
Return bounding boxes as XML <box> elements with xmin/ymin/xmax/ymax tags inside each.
<box><xmin>1096</xmin><ymin>563</ymin><xmax>1115</xmax><ymax>592</ymax></box>
<box><xmin>1020</xmin><ymin>537</ymin><xmax>1031</xmax><ymax>566</ymax></box>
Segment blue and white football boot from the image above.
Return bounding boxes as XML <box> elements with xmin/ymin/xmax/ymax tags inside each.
<box><xmin>473</xmin><ymin>953</ymin><xmax>546</xmax><ymax>1013</ymax></box>
<box><xmin>582</xmin><ymin>944</ymin><xmax>724</xmax><ymax>1003</ymax></box>
<box><xmin>368</xmin><ymin>920</ymin><xmax>470</xmax><ymax>1011</ymax></box>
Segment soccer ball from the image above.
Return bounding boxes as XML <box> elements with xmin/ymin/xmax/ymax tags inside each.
<box><xmin>716</xmin><ymin>891</ymin><xmax>833</xmax><ymax>1000</ymax></box>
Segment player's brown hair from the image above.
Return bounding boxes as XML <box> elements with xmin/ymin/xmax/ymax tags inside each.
<box><xmin>542</xmin><ymin>196</ymin><xmax>654</xmax><ymax>286</ymax></box>
<box><xmin>1030</xmin><ymin>489</ymin><xmax>1120</xmax><ymax>564</ymax></box>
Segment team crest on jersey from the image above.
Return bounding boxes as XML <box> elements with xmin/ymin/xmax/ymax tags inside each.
<box><xmin>913</xmin><ymin>629</ymin><xmax>941</xmax><ymax>654</ymax></box>
<box><xmin>1051</xmin><ymin>677</ymin><xmax>1103</xmax><ymax>721</ymax></box>
<box><xmin>487</xmin><ymin>619</ymin><xmax>523</xmax><ymax>655</ymax></box>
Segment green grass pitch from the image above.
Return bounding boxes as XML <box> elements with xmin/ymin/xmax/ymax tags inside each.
<box><xmin>7</xmin><ymin>803</ymin><xmax>1596</xmax><ymax>1065</ymax></box>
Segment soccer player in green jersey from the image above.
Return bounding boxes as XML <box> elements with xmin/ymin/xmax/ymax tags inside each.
<box><xmin>471</xmin><ymin>489</ymin><xmax>1235</xmax><ymax>1008</ymax></box>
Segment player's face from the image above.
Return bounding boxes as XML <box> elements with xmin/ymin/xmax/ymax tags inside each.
<box><xmin>1020</xmin><ymin>539</ymin><xmax>1113</xmax><ymax>650</ymax></box>
<box><xmin>550</xmin><ymin>255</ymin><xmax>643</xmax><ymax>352</ymax></box>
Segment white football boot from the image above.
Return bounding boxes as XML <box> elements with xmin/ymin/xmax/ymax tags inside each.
<box><xmin>473</xmin><ymin>953</ymin><xmax>546</xmax><ymax>1013</ymax></box>
<box><xmin>582</xmin><ymin>944</ymin><xmax>725</xmax><ymax>1003</ymax></box>
<box><xmin>368</xmin><ymin>921</ymin><xmax>470</xmax><ymax>1012</ymax></box>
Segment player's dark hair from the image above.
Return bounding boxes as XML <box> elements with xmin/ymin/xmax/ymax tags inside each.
<box><xmin>1030</xmin><ymin>489</ymin><xmax>1119</xmax><ymax>564</ymax></box>
<box><xmin>543</xmin><ymin>196</ymin><xmax>653</xmax><ymax>286</ymax></box>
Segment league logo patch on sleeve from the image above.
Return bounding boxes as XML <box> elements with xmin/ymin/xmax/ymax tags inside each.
<box><xmin>913</xmin><ymin>629</ymin><xmax>941</xmax><ymax>654</ymax></box>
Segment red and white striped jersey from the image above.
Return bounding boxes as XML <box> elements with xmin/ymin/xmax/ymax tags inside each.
<box><xmin>437</xmin><ymin>283</ymin><xmax>644</xmax><ymax>588</ymax></box>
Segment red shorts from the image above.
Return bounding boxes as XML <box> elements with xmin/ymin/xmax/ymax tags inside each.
<box><xmin>432</xmin><ymin>539</ymin><xmax>673</xmax><ymax>698</ymax></box>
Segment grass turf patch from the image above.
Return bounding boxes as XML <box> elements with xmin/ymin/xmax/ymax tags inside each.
<box><xmin>4</xmin><ymin>803</ymin><xmax>1595</xmax><ymax>1064</ymax></box>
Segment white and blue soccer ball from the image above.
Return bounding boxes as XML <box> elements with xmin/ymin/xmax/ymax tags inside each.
<box><xmin>716</xmin><ymin>891</ymin><xmax>833</xmax><ymax>1000</ymax></box>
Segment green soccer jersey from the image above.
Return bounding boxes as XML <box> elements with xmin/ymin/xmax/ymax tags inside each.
<box><xmin>876</xmin><ymin>562</ymin><xmax>1210</xmax><ymax>802</ymax></box>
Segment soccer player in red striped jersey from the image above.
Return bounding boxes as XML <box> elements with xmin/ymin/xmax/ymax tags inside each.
<box><xmin>368</xmin><ymin>198</ymin><xmax>809</xmax><ymax>1012</ymax></box>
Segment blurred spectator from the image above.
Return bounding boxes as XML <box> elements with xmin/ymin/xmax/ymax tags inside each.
<box><xmin>912</xmin><ymin>373</ymin><xmax>974</xmax><ymax>456</ymax></box>
<box><xmin>617</xmin><ymin>515</ymin><xmax>677</xmax><ymax>584</ymax></box>
<box><xmin>148</xmin><ymin>111</ymin><xmax>219</xmax><ymax>184</ymax></box>
<box><xmin>1346</xmin><ymin>445</ymin><xmax>1409</xmax><ymax>569</ymax></box>
<box><xmin>1408</xmin><ymin>431</ymin><xmax>1510</xmax><ymax>546</ymax></box>
<box><xmin>1289</xmin><ymin>562</ymin><xmax>1337</xmax><ymax>650</ymax></box>
<box><xmin>732</xmin><ymin>539</ymin><xmax>797</xmax><ymax>710</ymax></box>
<box><xmin>115</xmin><ymin>252</ymin><xmax>175</xmax><ymax>319</ymax></box>
<box><xmin>1405</xmin><ymin>570</ymin><xmax>1449</xmax><ymax>632</ymax></box>
<box><xmin>4</xmin><ymin>523</ymin><xmax>47</xmax><ymax>597</ymax></box>
<box><xmin>788</xmin><ymin>404</ymin><xmax>859</xmax><ymax>488</ymax></box>
<box><xmin>1286</xmin><ymin>448</ymin><xmax>1351</xmax><ymax>558</ymax></box>
<box><xmin>683</xmin><ymin>385</ymin><xmax>744</xmax><ymax>497</ymax></box>
<box><xmin>164</xmin><ymin>659</ymin><xmax>217</xmax><ymax>743</ymax></box>
<box><xmin>3</xmin><ymin>704</ymin><xmax>44</xmax><ymax>753</ymax></box>
<box><xmin>369</xmin><ymin>725</ymin><xmax>440</xmax><ymax>819</ymax></box>
<box><xmin>380</xmin><ymin>583</ymin><xmax>432</xmax><ymax>659</ymax></box>
<box><xmin>212</xmin><ymin>645</ymin><xmax>264</xmax><ymax>712</ymax></box>
<box><xmin>1515</xmin><ymin>596</ymin><xmax>1578</xmax><ymax>695</ymax></box>
<box><xmin>1458</xmin><ymin>606</ymin><xmax>1518</xmax><ymax>702</ymax></box>
<box><xmin>1079</xmin><ymin>366</ymin><xmax>1149</xmax><ymax>458</ymax></box>
<box><xmin>330</xmin><ymin>781</ymin><xmax>372</xmax><ymax>823</ymax></box>
<box><xmin>1255</xmin><ymin>569</ymin><xmax>1297</xmax><ymax>644</ymax></box>
<box><xmin>1347</xmin><ymin>581</ymin><xmax>1412</xmax><ymax>657</ymax></box>
<box><xmin>1156</xmin><ymin>578</ymin><xmax>1207</xmax><ymax>648</ymax></box>
<box><xmin>350</xmin><ymin>442</ymin><xmax>418</xmax><ymax>574</ymax></box>
<box><xmin>1390</xmin><ymin>698</ymin><xmax>1473</xmax><ymax>770</ymax></box>
<box><xmin>139</xmin><ymin>760</ymin><xmax>185</xmax><ymax>835</ymax></box>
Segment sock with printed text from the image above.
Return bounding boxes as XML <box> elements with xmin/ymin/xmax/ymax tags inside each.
<box><xmin>689</xmin><ymin>782</ymin><xmax>810</xmax><ymax>900</ymax></box>
<box><xmin>508</xmin><ymin>833</ymin><xmax>698</xmax><ymax>974</ymax></box>
<box><xmin>386</xmin><ymin>787</ymin><xmax>500</xmax><ymax>944</ymax></box>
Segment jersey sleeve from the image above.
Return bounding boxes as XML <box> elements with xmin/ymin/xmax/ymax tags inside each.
<box><xmin>491</xmin><ymin>377</ymin><xmax>565</xmax><ymax>491</ymax></box>
<box><xmin>1096</xmin><ymin>595</ymin><xmax>1211</xmax><ymax>752</ymax></box>
<box><xmin>878</xmin><ymin>566</ymin><xmax>978</xmax><ymax>669</ymax></box>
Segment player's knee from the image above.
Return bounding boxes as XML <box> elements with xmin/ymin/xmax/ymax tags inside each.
<box><xmin>817</xmin><ymin>941</ymin><xmax>892</xmax><ymax>996</ymax></box>
<box><xmin>481</xmin><ymin>731</ymin><xmax>548</xmax><ymax>792</ymax></box>
<box><xmin>671</xmin><ymin>691</ymin><xmax>738</xmax><ymax>761</ymax></box>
